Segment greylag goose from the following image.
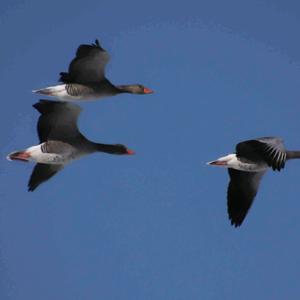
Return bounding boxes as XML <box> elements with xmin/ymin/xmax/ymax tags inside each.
<box><xmin>7</xmin><ymin>100</ymin><xmax>134</xmax><ymax>191</ymax></box>
<box><xmin>33</xmin><ymin>39</ymin><xmax>153</xmax><ymax>101</ymax></box>
<box><xmin>207</xmin><ymin>137</ymin><xmax>300</xmax><ymax>227</ymax></box>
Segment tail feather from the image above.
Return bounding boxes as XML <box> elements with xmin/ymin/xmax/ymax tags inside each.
<box><xmin>32</xmin><ymin>87</ymin><xmax>54</xmax><ymax>95</ymax></box>
<box><xmin>7</xmin><ymin>151</ymin><xmax>30</xmax><ymax>162</ymax></box>
<box><xmin>32</xmin><ymin>85</ymin><xmax>66</xmax><ymax>96</ymax></box>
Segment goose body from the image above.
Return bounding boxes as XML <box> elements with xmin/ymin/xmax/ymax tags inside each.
<box><xmin>33</xmin><ymin>39</ymin><xmax>153</xmax><ymax>101</ymax></box>
<box><xmin>207</xmin><ymin>137</ymin><xmax>300</xmax><ymax>227</ymax></box>
<box><xmin>7</xmin><ymin>100</ymin><xmax>134</xmax><ymax>191</ymax></box>
<box><xmin>33</xmin><ymin>83</ymin><xmax>119</xmax><ymax>101</ymax></box>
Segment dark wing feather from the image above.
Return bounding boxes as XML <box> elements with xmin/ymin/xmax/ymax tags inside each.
<box><xmin>33</xmin><ymin>100</ymin><xmax>86</xmax><ymax>145</ymax></box>
<box><xmin>236</xmin><ymin>137</ymin><xmax>286</xmax><ymax>171</ymax></box>
<box><xmin>28</xmin><ymin>163</ymin><xmax>64</xmax><ymax>191</ymax></box>
<box><xmin>227</xmin><ymin>169</ymin><xmax>266</xmax><ymax>227</ymax></box>
<box><xmin>59</xmin><ymin>39</ymin><xmax>110</xmax><ymax>84</ymax></box>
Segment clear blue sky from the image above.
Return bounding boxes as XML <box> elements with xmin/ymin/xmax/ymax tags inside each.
<box><xmin>1</xmin><ymin>0</ymin><xmax>300</xmax><ymax>299</ymax></box>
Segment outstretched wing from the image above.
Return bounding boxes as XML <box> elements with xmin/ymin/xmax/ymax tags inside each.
<box><xmin>59</xmin><ymin>39</ymin><xmax>110</xmax><ymax>84</ymax></box>
<box><xmin>28</xmin><ymin>163</ymin><xmax>64</xmax><ymax>191</ymax></box>
<box><xmin>227</xmin><ymin>168</ymin><xmax>266</xmax><ymax>227</ymax></box>
<box><xmin>236</xmin><ymin>137</ymin><xmax>286</xmax><ymax>171</ymax></box>
<box><xmin>33</xmin><ymin>100</ymin><xmax>86</xmax><ymax>145</ymax></box>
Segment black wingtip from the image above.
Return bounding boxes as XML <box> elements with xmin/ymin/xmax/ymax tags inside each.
<box><xmin>28</xmin><ymin>184</ymin><xmax>37</xmax><ymax>192</ymax></box>
<box><xmin>229</xmin><ymin>211</ymin><xmax>246</xmax><ymax>227</ymax></box>
<box><xmin>230</xmin><ymin>219</ymin><xmax>242</xmax><ymax>228</ymax></box>
<box><xmin>28</xmin><ymin>177</ymin><xmax>39</xmax><ymax>191</ymax></box>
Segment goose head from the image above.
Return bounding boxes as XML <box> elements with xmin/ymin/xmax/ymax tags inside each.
<box><xmin>118</xmin><ymin>84</ymin><xmax>154</xmax><ymax>95</ymax></box>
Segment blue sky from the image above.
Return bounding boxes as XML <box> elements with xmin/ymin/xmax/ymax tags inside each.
<box><xmin>1</xmin><ymin>0</ymin><xmax>300</xmax><ymax>299</ymax></box>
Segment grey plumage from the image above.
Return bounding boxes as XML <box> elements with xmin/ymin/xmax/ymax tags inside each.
<box><xmin>33</xmin><ymin>39</ymin><xmax>153</xmax><ymax>100</ymax></box>
<box><xmin>209</xmin><ymin>137</ymin><xmax>300</xmax><ymax>227</ymax></box>
<box><xmin>236</xmin><ymin>137</ymin><xmax>287</xmax><ymax>171</ymax></box>
<box><xmin>229</xmin><ymin>137</ymin><xmax>300</xmax><ymax>226</ymax></box>
<box><xmin>59</xmin><ymin>39</ymin><xmax>110</xmax><ymax>84</ymax></box>
<box><xmin>27</xmin><ymin>100</ymin><xmax>133</xmax><ymax>191</ymax></box>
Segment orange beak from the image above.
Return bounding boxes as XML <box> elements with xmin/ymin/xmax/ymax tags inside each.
<box><xmin>126</xmin><ymin>149</ymin><xmax>136</xmax><ymax>155</ymax></box>
<box><xmin>143</xmin><ymin>87</ymin><xmax>154</xmax><ymax>94</ymax></box>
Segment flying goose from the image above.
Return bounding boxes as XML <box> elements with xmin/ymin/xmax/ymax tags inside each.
<box><xmin>207</xmin><ymin>137</ymin><xmax>300</xmax><ymax>227</ymax></box>
<box><xmin>7</xmin><ymin>100</ymin><xmax>134</xmax><ymax>191</ymax></box>
<box><xmin>33</xmin><ymin>39</ymin><xmax>153</xmax><ymax>100</ymax></box>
